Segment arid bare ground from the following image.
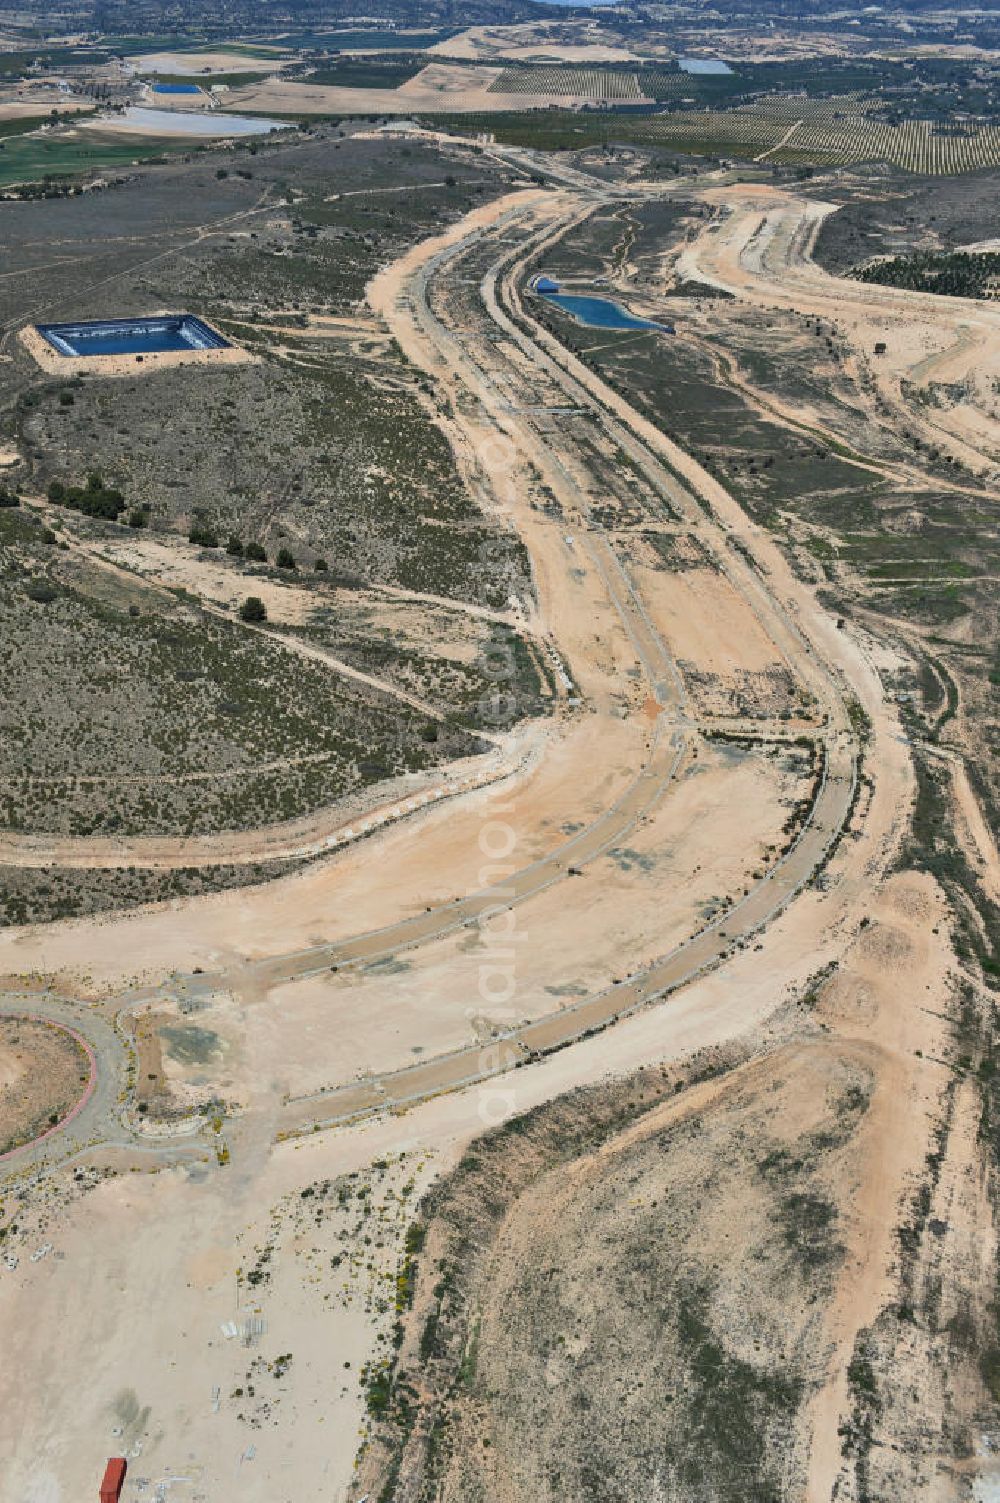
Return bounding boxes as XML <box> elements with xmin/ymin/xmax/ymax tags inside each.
<box><xmin>670</xmin><ymin>182</ymin><xmax>1000</xmax><ymax>476</ymax></box>
<box><xmin>227</xmin><ymin>59</ymin><xmax>656</xmax><ymax>117</ymax></box>
<box><xmin>0</xmin><ymin>164</ymin><xmax>989</xmax><ymax>1503</ymax></box>
<box><xmin>0</xmin><ymin>1016</ymin><xmax>92</xmax><ymax>1156</ymax></box>
<box><xmin>429</xmin><ymin>22</ymin><xmax>645</xmax><ymax>63</ymax></box>
<box><xmin>353</xmin><ymin>872</ymin><xmax>954</xmax><ymax>1502</ymax></box>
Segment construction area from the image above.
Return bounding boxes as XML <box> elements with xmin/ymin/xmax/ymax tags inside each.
<box><xmin>0</xmin><ymin>72</ymin><xmax>997</xmax><ymax>1503</ymax></box>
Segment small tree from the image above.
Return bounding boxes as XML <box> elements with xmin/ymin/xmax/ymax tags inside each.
<box><xmin>276</xmin><ymin>547</ymin><xmax>297</xmax><ymax>570</ymax></box>
<box><xmin>240</xmin><ymin>596</ymin><xmax>267</xmax><ymax>623</ymax></box>
<box><xmin>226</xmin><ymin>536</ymin><xmax>244</xmax><ymax>556</ymax></box>
<box><xmin>314</xmin><ymin>557</ymin><xmax>328</xmax><ymax>572</ymax></box>
<box><xmin>245</xmin><ymin>541</ymin><xmax>267</xmax><ymax>562</ymax></box>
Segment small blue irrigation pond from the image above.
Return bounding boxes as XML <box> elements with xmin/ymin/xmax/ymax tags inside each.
<box><xmin>112</xmin><ymin>106</ymin><xmax>290</xmax><ymax>136</ymax></box>
<box><xmin>152</xmin><ymin>82</ymin><xmax>203</xmax><ymax>94</ymax></box>
<box><xmin>679</xmin><ymin>58</ymin><xmax>733</xmax><ymax>75</ymax></box>
<box><xmin>539</xmin><ymin>292</ymin><xmax>674</xmax><ymax>333</ymax></box>
<box><xmin>37</xmin><ymin>315</ymin><xmax>230</xmax><ymax>358</ymax></box>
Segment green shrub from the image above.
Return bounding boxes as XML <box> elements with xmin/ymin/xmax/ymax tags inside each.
<box><xmin>50</xmin><ymin>472</ymin><xmax>125</xmax><ymax>520</ymax></box>
<box><xmin>239</xmin><ymin>595</ymin><xmax>267</xmax><ymax>623</ymax></box>
<box><xmin>189</xmin><ymin>524</ymin><xmax>220</xmax><ymax>548</ymax></box>
<box><xmin>25</xmin><ymin>578</ymin><xmax>58</xmax><ymax>603</ymax></box>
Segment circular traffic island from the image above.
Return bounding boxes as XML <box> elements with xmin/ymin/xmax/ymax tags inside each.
<box><xmin>0</xmin><ymin>1016</ymin><xmax>96</xmax><ymax>1158</ymax></box>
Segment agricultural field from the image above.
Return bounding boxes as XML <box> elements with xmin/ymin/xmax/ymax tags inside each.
<box><xmin>435</xmin><ymin>96</ymin><xmax>1000</xmax><ymax>175</ymax></box>
<box><xmin>489</xmin><ymin>65</ymin><xmax>644</xmax><ymax>100</ymax></box>
<box><xmin>142</xmin><ymin>70</ymin><xmax>270</xmax><ymax>88</ymax></box>
<box><xmin>769</xmin><ymin>113</ymin><xmax>1000</xmax><ymax>174</ymax></box>
<box><xmin>851</xmin><ymin>248</ymin><xmax>1000</xmax><ymax>298</ymax></box>
<box><xmin>643</xmin><ymin>101</ymin><xmax>1000</xmax><ymax>174</ymax></box>
<box><xmin>301</xmin><ymin>56</ymin><xmax>427</xmax><ymax>89</ymax></box>
<box><xmin>0</xmin><ymin>128</ymin><xmax>179</xmax><ymax>192</ymax></box>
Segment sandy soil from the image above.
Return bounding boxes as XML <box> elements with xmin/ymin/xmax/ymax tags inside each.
<box><xmin>674</xmin><ymin>182</ymin><xmax>1000</xmax><ymax>475</ymax></box>
<box><xmin>134</xmin><ymin>51</ymin><xmax>290</xmax><ymax>76</ymax></box>
<box><xmin>634</xmin><ymin>560</ymin><xmax>790</xmax><ymax>675</ymax></box>
<box><xmin>430</xmin><ymin>23</ymin><xmax>641</xmax><ymax>63</ymax></box>
<box><xmin>0</xmin><ymin>178</ymin><xmax>955</xmax><ymax>1503</ymax></box>
<box><xmin>0</xmin><ymin>96</ymin><xmax>90</xmax><ymax>120</ymax></box>
<box><xmin>227</xmin><ymin>61</ymin><xmax>643</xmax><ymax>116</ymax></box>
<box><xmin>0</xmin><ymin>1016</ymin><xmax>92</xmax><ymax>1155</ymax></box>
<box><xmin>228</xmin><ymin>63</ymin><xmax>496</xmax><ymax>118</ymax></box>
<box><xmin>148</xmin><ymin>740</ymin><xmax>800</xmax><ymax>1111</ymax></box>
<box><xmin>803</xmin><ymin>872</ymin><xmax>953</xmax><ymax>1498</ymax></box>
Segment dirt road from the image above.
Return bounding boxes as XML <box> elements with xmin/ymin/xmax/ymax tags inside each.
<box><xmin>0</xmin><ymin>182</ymin><xmax>919</xmax><ymax>1503</ymax></box>
<box><xmin>674</xmin><ymin>181</ymin><xmax>1000</xmax><ymax>476</ymax></box>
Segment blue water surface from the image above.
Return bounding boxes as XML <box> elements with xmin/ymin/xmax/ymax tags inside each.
<box><xmin>152</xmin><ymin>82</ymin><xmax>202</xmax><ymax>93</ymax></box>
<box><xmin>679</xmin><ymin>58</ymin><xmax>733</xmax><ymax>74</ymax></box>
<box><xmin>540</xmin><ymin>292</ymin><xmax>672</xmax><ymax>333</ymax></box>
<box><xmin>38</xmin><ymin>315</ymin><xmax>229</xmax><ymax>358</ymax></box>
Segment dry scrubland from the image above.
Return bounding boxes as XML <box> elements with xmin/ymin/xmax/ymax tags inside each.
<box><xmin>337</xmin><ymin>156</ymin><xmax>1000</xmax><ymax>1500</ymax></box>
<box><xmin>0</xmin><ymin>78</ymin><xmax>999</xmax><ymax>1503</ymax></box>
<box><xmin>351</xmin><ymin>873</ymin><xmax>976</xmax><ymax>1503</ymax></box>
<box><xmin>0</xmin><ymin>1017</ymin><xmax>91</xmax><ymax>1155</ymax></box>
<box><xmin>377</xmin><ymin>1049</ymin><xmax>873</xmax><ymax>1500</ymax></box>
<box><xmin>0</xmin><ymin>126</ymin><xmax>545</xmax><ymax>918</ymax></box>
<box><xmin>536</xmin><ymin>183</ymin><xmax>1000</xmax><ymax>978</ymax></box>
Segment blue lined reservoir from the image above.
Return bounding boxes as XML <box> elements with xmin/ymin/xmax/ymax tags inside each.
<box><xmin>152</xmin><ymin>82</ymin><xmax>202</xmax><ymax>94</ymax></box>
<box><xmin>37</xmin><ymin>315</ymin><xmax>230</xmax><ymax>358</ymax></box>
<box><xmin>679</xmin><ymin>58</ymin><xmax>733</xmax><ymax>74</ymax></box>
<box><xmin>539</xmin><ymin>292</ymin><xmax>673</xmax><ymax>333</ymax></box>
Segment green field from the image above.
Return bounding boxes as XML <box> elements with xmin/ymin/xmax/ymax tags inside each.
<box><xmin>0</xmin><ymin>131</ymin><xmax>182</xmax><ymax>190</ymax></box>
<box><xmin>431</xmin><ymin>98</ymin><xmax>1000</xmax><ymax>175</ymax></box>
<box><xmin>302</xmin><ymin>56</ymin><xmax>426</xmax><ymax>89</ymax></box>
<box><xmin>145</xmin><ymin>70</ymin><xmax>270</xmax><ymax>88</ymax></box>
<box><xmin>0</xmin><ymin>114</ymin><xmax>67</xmax><ymax>143</ymax></box>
